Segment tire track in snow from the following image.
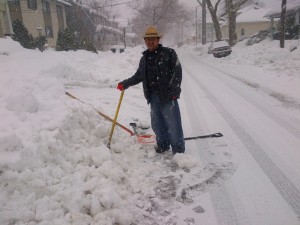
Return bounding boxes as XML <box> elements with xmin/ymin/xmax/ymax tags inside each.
<box><xmin>197</xmin><ymin>60</ymin><xmax>300</xmax><ymax>138</ymax></box>
<box><xmin>182</xmin><ymin>58</ymin><xmax>300</xmax><ymax>220</ymax></box>
<box><xmin>180</xmin><ymin>67</ymin><xmax>244</xmax><ymax>225</ymax></box>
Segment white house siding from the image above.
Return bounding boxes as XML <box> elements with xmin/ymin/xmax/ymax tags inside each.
<box><xmin>197</xmin><ymin>22</ymin><xmax>215</xmax><ymax>43</ymax></box>
<box><xmin>0</xmin><ymin>1</ymin><xmax>5</xmax><ymax>36</ymax></box>
<box><xmin>0</xmin><ymin>0</ymin><xmax>12</xmax><ymax>37</ymax></box>
<box><xmin>15</xmin><ymin>0</ymin><xmax>67</xmax><ymax>47</ymax></box>
<box><xmin>20</xmin><ymin>0</ymin><xmax>44</xmax><ymax>37</ymax></box>
<box><xmin>236</xmin><ymin>21</ymin><xmax>270</xmax><ymax>39</ymax></box>
<box><xmin>221</xmin><ymin>6</ymin><xmax>273</xmax><ymax>41</ymax></box>
<box><xmin>221</xmin><ymin>22</ymin><xmax>270</xmax><ymax>41</ymax></box>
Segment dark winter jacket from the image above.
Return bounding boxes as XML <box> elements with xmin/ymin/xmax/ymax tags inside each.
<box><xmin>121</xmin><ymin>44</ymin><xmax>182</xmax><ymax>104</ymax></box>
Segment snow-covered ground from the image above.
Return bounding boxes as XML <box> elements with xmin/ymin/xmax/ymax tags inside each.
<box><xmin>192</xmin><ymin>39</ymin><xmax>300</xmax><ymax>106</ymax></box>
<box><xmin>0</xmin><ymin>37</ymin><xmax>300</xmax><ymax>225</ymax></box>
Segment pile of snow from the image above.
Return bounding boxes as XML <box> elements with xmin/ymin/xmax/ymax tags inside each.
<box><xmin>193</xmin><ymin>38</ymin><xmax>300</xmax><ymax>79</ymax></box>
<box><xmin>0</xmin><ymin>38</ymin><xmax>177</xmax><ymax>225</ymax></box>
<box><xmin>188</xmin><ymin>38</ymin><xmax>300</xmax><ymax>105</ymax></box>
<box><xmin>226</xmin><ymin>39</ymin><xmax>300</xmax><ymax>78</ymax></box>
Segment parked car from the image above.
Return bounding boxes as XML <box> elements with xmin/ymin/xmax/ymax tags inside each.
<box><xmin>272</xmin><ymin>31</ymin><xmax>297</xmax><ymax>40</ymax></box>
<box><xmin>208</xmin><ymin>40</ymin><xmax>232</xmax><ymax>58</ymax></box>
<box><xmin>246</xmin><ymin>30</ymin><xmax>270</xmax><ymax>46</ymax></box>
<box><xmin>177</xmin><ymin>42</ymin><xmax>184</xmax><ymax>48</ymax></box>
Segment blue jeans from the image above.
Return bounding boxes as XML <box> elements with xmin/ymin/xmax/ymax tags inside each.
<box><xmin>150</xmin><ymin>94</ymin><xmax>185</xmax><ymax>154</ymax></box>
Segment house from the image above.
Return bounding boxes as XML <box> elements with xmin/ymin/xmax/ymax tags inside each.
<box><xmin>95</xmin><ymin>16</ymin><xmax>124</xmax><ymax>51</ymax></box>
<box><xmin>3</xmin><ymin>0</ymin><xmax>71</xmax><ymax>47</ymax></box>
<box><xmin>113</xmin><ymin>18</ymin><xmax>136</xmax><ymax>48</ymax></box>
<box><xmin>182</xmin><ymin>13</ymin><xmax>216</xmax><ymax>45</ymax></box>
<box><xmin>66</xmin><ymin>2</ymin><xmax>134</xmax><ymax>51</ymax></box>
<box><xmin>0</xmin><ymin>0</ymin><xmax>13</xmax><ymax>37</ymax></box>
<box><xmin>197</xmin><ymin>20</ymin><xmax>216</xmax><ymax>43</ymax></box>
<box><xmin>65</xmin><ymin>2</ymin><xmax>103</xmax><ymax>49</ymax></box>
<box><xmin>265</xmin><ymin>2</ymin><xmax>300</xmax><ymax>35</ymax></box>
<box><xmin>221</xmin><ymin>6</ymin><xmax>272</xmax><ymax>41</ymax></box>
<box><xmin>1</xmin><ymin>0</ymin><xmax>135</xmax><ymax>50</ymax></box>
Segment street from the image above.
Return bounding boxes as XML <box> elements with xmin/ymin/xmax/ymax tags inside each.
<box><xmin>176</xmin><ymin>49</ymin><xmax>300</xmax><ymax>225</ymax></box>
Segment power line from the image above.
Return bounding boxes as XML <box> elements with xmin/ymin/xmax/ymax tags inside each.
<box><xmin>8</xmin><ymin>0</ymin><xmax>144</xmax><ymax>14</ymax></box>
<box><xmin>92</xmin><ymin>0</ymin><xmax>143</xmax><ymax>9</ymax></box>
<box><xmin>97</xmin><ymin>1</ymin><xmax>130</xmax><ymax>8</ymax></box>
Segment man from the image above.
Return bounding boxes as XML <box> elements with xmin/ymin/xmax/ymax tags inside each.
<box><xmin>117</xmin><ymin>26</ymin><xmax>185</xmax><ymax>154</ymax></box>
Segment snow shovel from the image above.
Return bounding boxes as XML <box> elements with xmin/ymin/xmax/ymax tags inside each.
<box><xmin>184</xmin><ymin>132</ymin><xmax>223</xmax><ymax>140</ymax></box>
<box><xmin>65</xmin><ymin>92</ymin><xmax>154</xmax><ymax>144</ymax></box>
<box><xmin>65</xmin><ymin>92</ymin><xmax>134</xmax><ymax>136</ymax></box>
<box><xmin>129</xmin><ymin>122</ymin><xmax>223</xmax><ymax>142</ymax></box>
<box><xmin>129</xmin><ymin>123</ymin><xmax>156</xmax><ymax>144</ymax></box>
<box><xmin>66</xmin><ymin>92</ymin><xmax>221</xmax><ymax>144</ymax></box>
<box><xmin>107</xmin><ymin>90</ymin><xmax>125</xmax><ymax>149</ymax></box>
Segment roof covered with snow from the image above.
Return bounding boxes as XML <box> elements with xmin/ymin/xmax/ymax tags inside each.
<box><xmin>114</xmin><ymin>19</ymin><xmax>129</xmax><ymax>28</ymax></box>
<box><xmin>237</xmin><ymin>6</ymin><xmax>271</xmax><ymax>23</ymax></box>
<box><xmin>96</xmin><ymin>24</ymin><xmax>123</xmax><ymax>35</ymax></box>
<box><xmin>56</xmin><ymin>0</ymin><xmax>72</xmax><ymax>6</ymax></box>
<box><xmin>265</xmin><ymin>2</ymin><xmax>300</xmax><ymax>18</ymax></box>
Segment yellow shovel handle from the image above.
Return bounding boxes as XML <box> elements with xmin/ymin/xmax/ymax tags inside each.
<box><xmin>107</xmin><ymin>90</ymin><xmax>125</xmax><ymax>148</ymax></box>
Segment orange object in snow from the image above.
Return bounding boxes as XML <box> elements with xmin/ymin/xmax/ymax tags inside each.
<box><xmin>65</xmin><ymin>92</ymin><xmax>155</xmax><ymax>144</ymax></box>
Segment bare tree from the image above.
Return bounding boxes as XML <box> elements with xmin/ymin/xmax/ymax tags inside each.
<box><xmin>202</xmin><ymin>0</ymin><xmax>207</xmax><ymax>44</ymax></box>
<box><xmin>196</xmin><ymin>0</ymin><xmax>223</xmax><ymax>41</ymax></box>
<box><xmin>280</xmin><ymin>0</ymin><xmax>287</xmax><ymax>48</ymax></box>
<box><xmin>243</xmin><ymin>0</ymin><xmax>265</xmax><ymax>8</ymax></box>
<box><xmin>225</xmin><ymin>0</ymin><xmax>249</xmax><ymax>46</ymax></box>
<box><xmin>196</xmin><ymin>0</ymin><xmax>261</xmax><ymax>45</ymax></box>
<box><xmin>128</xmin><ymin>0</ymin><xmax>190</xmax><ymax>40</ymax></box>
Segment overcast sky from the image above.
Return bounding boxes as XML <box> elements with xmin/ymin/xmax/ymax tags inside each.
<box><xmin>178</xmin><ymin>0</ymin><xmax>300</xmax><ymax>10</ymax></box>
<box><xmin>112</xmin><ymin>0</ymin><xmax>300</xmax><ymax>20</ymax></box>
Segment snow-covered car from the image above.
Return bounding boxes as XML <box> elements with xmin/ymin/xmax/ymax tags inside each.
<box><xmin>246</xmin><ymin>30</ymin><xmax>269</xmax><ymax>46</ymax></box>
<box><xmin>177</xmin><ymin>42</ymin><xmax>184</xmax><ymax>48</ymax></box>
<box><xmin>208</xmin><ymin>40</ymin><xmax>232</xmax><ymax>58</ymax></box>
<box><xmin>272</xmin><ymin>31</ymin><xmax>297</xmax><ymax>40</ymax></box>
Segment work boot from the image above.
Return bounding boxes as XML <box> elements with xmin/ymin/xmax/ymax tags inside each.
<box><xmin>173</xmin><ymin>149</ymin><xmax>185</xmax><ymax>155</ymax></box>
<box><xmin>155</xmin><ymin>146</ymin><xmax>170</xmax><ymax>153</ymax></box>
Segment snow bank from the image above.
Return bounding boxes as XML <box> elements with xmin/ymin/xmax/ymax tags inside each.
<box><xmin>194</xmin><ymin>38</ymin><xmax>300</xmax><ymax>79</ymax></box>
<box><xmin>185</xmin><ymin>38</ymin><xmax>300</xmax><ymax>104</ymax></box>
<box><xmin>0</xmin><ymin>38</ymin><xmax>153</xmax><ymax>225</ymax></box>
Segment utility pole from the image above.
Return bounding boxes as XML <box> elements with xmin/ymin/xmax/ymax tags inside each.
<box><xmin>202</xmin><ymin>0</ymin><xmax>206</xmax><ymax>45</ymax></box>
<box><xmin>280</xmin><ymin>0</ymin><xmax>287</xmax><ymax>48</ymax></box>
<box><xmin>196</xmin><ymin>7</ymin><xmax>198</xmax><ymax>45</ymax></box>
<box><xmin>123</xmin><ymin>27</ymin><xmax>126</xmax><ymax>49</ymax></box>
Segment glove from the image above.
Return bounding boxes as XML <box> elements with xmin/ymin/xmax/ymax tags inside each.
<box><xmin>117</xmin><ymin>83</ymin><xmax>124</xmax><ymax>91</ymax></box>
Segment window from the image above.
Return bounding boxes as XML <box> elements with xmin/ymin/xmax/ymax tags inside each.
<box><xmin>42</xmin><ymin>0</ymin><xmax>53</xmax><ymax>37</ymax></box>
<box><xmin>45</xmin><ymin>26</ymin><xmax>53</xmax><ymax>37</ymax></box>
<box><xmin>241</xmin><ymin>28</ymin><xmax>245</xmax><ymax>36</ymax></box>
<box><xmin>27</xmin><ymin>0</ymin><xmax>37</xmax><ymax>10</ymax></box>
<box><xmin>56</xmin><ymin>5</ymin><xmax>64</xmax><ymax>30</ymax></box>
<box><xmin>7</xmin><ymin>0</ymin><xmax>22</xmax><ymax>23</ymax></box>
<box><xmin>42</xmin><ymin>0</ymin><xmax>50</xmax><ymax>13</ymax></box>
<box><xmin>7</xmin><ymin>0</ymin><xmax>20</xmax><ymax>6</ymax></box>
